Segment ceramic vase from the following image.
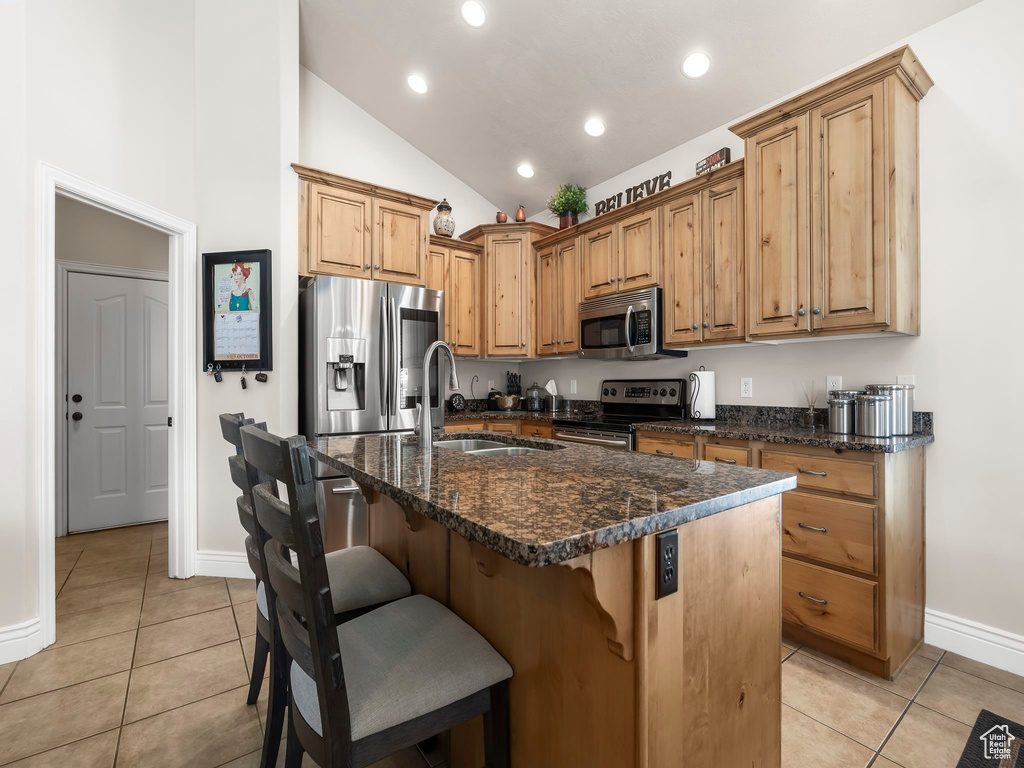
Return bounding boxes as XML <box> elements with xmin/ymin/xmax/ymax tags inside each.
<box><xmin>433</xmin><ymin>198</ymin><xmax>455</xmax><ymax>237</ymax></box>
<box><xmin>558</xmin><ymin>213</ymin><xmax>579</xmax><ymax>229</ymax></box>
<box><xmin>495</xmin><ymin>211</ymin><xmax>508</xmax><ymax>223</ymax></box>
<box><xmin>515</xmin><ymin>204</ymin><xmax>526</xmax><ymax>222</ymax></box>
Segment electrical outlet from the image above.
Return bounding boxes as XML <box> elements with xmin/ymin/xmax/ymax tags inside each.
<box><xmin>740</xmin><ymin>377</ymin><xmax>753</xmax><ymax>399</ymax></box>
<box><xmin>897</xmin><ymin>374</ymin><xmax>915</xmax><ymax>386</ymax></box>
<box><xmin>656</xmin><ymin>530</ymin><xmax>678</xmax><ymax>599</ymax></box>
<box><xmin>487</xmin><ymin>380</ymin><xmax>494</xmax><ymax>391</ymax></box>
<box><xmin>826</xmin><ymin>375</ymin><xmax>842</xmax><ymax>393</ymax></box>
<box><xmin>570</xmin><ymin>379</ymin><xmax>577</xmax><ymax>395</ymax></box>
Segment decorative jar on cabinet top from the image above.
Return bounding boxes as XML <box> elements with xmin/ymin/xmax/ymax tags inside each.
<box><xmin>433</xmin><ymin>198</ymin><xmax>455</xmax><ymax>237</ymax></box>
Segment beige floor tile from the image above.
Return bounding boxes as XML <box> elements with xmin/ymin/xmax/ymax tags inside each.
<box><xmin>55</xmin><ymin>550</ymin><xmax>83</xmax><ymax>570</ymax></box>
<box><xmin>227</xmin><ymin>577</ymin><xmax>257</xmax><ymax>605</ymax></box>
<box><xmin>224</xmin><ymin>740</ymin><xmax>420</xmax><ymax>768</ymax></box>
<box><xmin>803</xmin><ymin>648</ymin><xmax>938</xmax><ymax>700</ymax></box>
<box><xmin>140</xmin><ymin>580</ymin><xmax>230</xmax><ymax>626</ymax></box>
<box><xmin>917</xmin><ymin>643</ymin><xmax>945</xmax><ymax>662</ymax></box>
<box><xmin>55</xmin><ymin>569</ymin><xmax>71</xmax><ymax>595</ymax></box>
<box><xmin>147</xmin><ymin>553</ymin><xmax>169</xmax><ymax>575</ymax></box>
<box><xmin>881</xmin><ymin>703</ymin><xmax>971</xmax><ymax>768</ymax></box>
<box><xmin>916</xmin><ymin>664</ymin><xmax>1024</xmax><ymax>726</ymax></box>
<box><xmin>0</xmin><ymin>672</ymin><xmax>128</xmax><ymax>765</ymax></box>
<box><xmin>372</xmin><ymin>748</ymin><xmax>432</xmax><ymax>767</ymax></box>
<box><xmin>62</xmin><ymin>556</ymin><xmax>149</xmax><ymax>591</ymax></box>
<box><xmin>783</xmin><ymin>652</ymin><xmax>909</xmax><ymax>750</ymax></box>
<box><xmin>940</xmin><ymin>652</ymin><xmax>1024</xmax><ymax>695</ymax></box>
<box><xmin>134</xmin><ymin>606</ymin><xmax>238</xmax><ymax>666</ymax></box>
<box><xmin>233</xmin><ymin>599</ymin><xmax>258</xmax><ymax>638</ymax></box>
<box><xmin>782</xmin><ymin>642</ymin><xmax>797</xmax><ymax>662</ymax></box>
<box><xmin>75</xmin><ymin>543</ymin><xmax>147</xmax><ymax>568</ymax></box>
<box><xmin>53</xmin><ymin>599</ymin><xmax>142</xmax><ymax>648</ymax></box>
<box><xmin>241</xmin><ymin>634</ymin><xmax>270</xmax><ymax>681</ymax></box>
<box><xmin>125</xmin><ymin>641</ymin><xmax>250</xmax><ymax>723</ymax></box>
<box><xmin>0</xmin><ymin>630</ymin><xmax>136</xmax><ymax>704</ymax></box>
<box><xmin>144</xmin><ymin>572</ymin><xmax>222</xmax><ymax>598</ymax></box>
<box><xmin>73</xmin><ymin>525</ymin><xmax>155</xmax><ymax>549</ymax></box>
<box><xmin>3</xmin><ymin>729</ymin><xmax>119</xmax><ymax>768</ymax></box>
<box><xmin>872</xmin><ymin>759</ymin><xmax>902</xmax><ymax>767</ymax></box>
<box><xmin>0</xmin><ymin>661</ymin><xmax>16</xmax><ymax>693</ymax></box>
<box><xmin>117</xmin><ymin>686</ymin><xmax>263</xmax><ymax>768</ymax></box>
<box><xmin>55</xmin><ymin>576</ymin><xmax>146</xmax><ymax>616</ymax></box>
<box><xmin>150</xmin><ymin>537</ymin><xmax>168</xmax><ymax>556</ymax></box>
<box><xmin>781</xmin><ymin>704</ymin><xmax>873</xmax><ymax>768</ymax></box>
<box><xmin>55</xmin><ymin>535</ymin><xmax>90</xmax><ymax>554</ymax></box>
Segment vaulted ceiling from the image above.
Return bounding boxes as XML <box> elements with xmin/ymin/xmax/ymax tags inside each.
<box><xmin>300</xmin><ymin>0</ymin><xmax>979</xmax><ymax>214</ymax></box>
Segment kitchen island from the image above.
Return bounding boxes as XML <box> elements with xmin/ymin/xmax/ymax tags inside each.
<box><xmin>309</xmin><ymin>431</ymin><xmax>797</xmax><ymax>768</ymax></box>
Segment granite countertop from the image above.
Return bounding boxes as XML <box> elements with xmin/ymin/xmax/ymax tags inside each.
<box><xmin>309</xmin><ymin>432</ymin><xmax>796</xmax><ymax>567</ymax></box>
<box><xmin>635</xmin><ymin>421</ymin><xmax>934</xmax><ymax>453</ymax></box>
<box><xmin>444</xmin><ymin>410</ymin><xmax>562</xmax><ymax>422</ymax></box>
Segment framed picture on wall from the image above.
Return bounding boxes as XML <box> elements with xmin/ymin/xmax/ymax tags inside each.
<box><xmin>202</xmin><ymin>249</ymin><xmax>273</xmax><ymax>372</ymax></box>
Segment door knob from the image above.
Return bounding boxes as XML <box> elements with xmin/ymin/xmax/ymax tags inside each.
<box><xmin>702</xmin><ymin>322</ymin><xmax>709</xmax><ymax>329</ymax></box>
<box><xmin>813</xmin><ymin>307</ymin><xmax>821</xmax><ymax>315</ymax></box>
<box><xmin>374</xmin><ymin>265</ymin><xmax>381</xmax><ymax>270</ymax></box>
<box><xmin>364</xmin><ymin>263</ymin><xmax>370</xmax><ymax>269</ymax></box>
<box><xmin>72</xmin><ymin>412</ymin><xmax>83</xmax><ymax>421</ymax></box>
<box><xmin>798</xmin><ymin>308</ymin><xmax>807</xmax><ymax>316</ymax></box>
<box><xmin>71</xmin><ymin>394</ymin><xmax>82</xmax><ymax>403</ymax></box>
<box><xmin>692</xmin><ymin>324</ymin><xmax>698</xmax><ymax>330</ymax></box>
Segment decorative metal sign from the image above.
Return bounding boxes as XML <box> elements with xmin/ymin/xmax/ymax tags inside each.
<box><xmin>594</xmin><ymin>171</ymin><xmax>672</xmax><ymax>216</ymax></box>
<box><xmin>695</xmin><ymin>147</ymin><xmax>731</xmax><ymax>175</ymax></box>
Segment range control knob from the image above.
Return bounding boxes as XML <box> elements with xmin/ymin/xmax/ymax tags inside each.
<box><xmin>610</xmin><ymin>388</ymin><xmax>617</xmax><ymax>396</ymax></box>
<box><xmin>602</xmin><ymin>388</ymin><xmax>609</xmax><ymax>396</ymax></box>
<box><xmin>660</xmin><ymin>388</ymin><xmax>668</xmax><ymax>397</ymax></box>
<box><xmin>669</xmin><ymin>388</ymin><xmax>677</xmax><ymax>397</ymax></box>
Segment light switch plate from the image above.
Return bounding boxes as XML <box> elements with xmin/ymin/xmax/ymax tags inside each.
<box><xmin>826</xmin><ymin>375</ymin><xmax>842</xmax><ymax>392</ymax></box>
<box><xmin>740</xmin><ymin>377</ymin><xmax>753</xmax><ymax>398</ymax></box>
<box><xmin>897</xmin><ymin>374</ymin><xmax>915</xmax><ymax>386</ymax></box>
<box><xmin>570</xmin><ymin>379</ymin><xmax>577</xmax><ymax>395</ymax></box>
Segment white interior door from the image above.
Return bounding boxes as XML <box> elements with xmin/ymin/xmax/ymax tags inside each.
<box><xmin>67</xmin><ymin>272</ymin><xmax>169</xmax><ymax>532</ymax></box>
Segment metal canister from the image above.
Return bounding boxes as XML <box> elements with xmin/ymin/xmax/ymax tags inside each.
<box><xmin>855</xmin><ymin>394</ymin><xmax>893</xmax><ymax>438</ymax></box>
<box><xmin>829</xmin><ymin>389</ymin><xmax>863</xmax><ymax>400</ymax></box>
<box><xmin>865</xmin><ymin>384</ymin><xmax>915</xmax><ymax>436</ymax></box>
<box><xmin>524</xmin><ymin>382</ymin><xmax>546</xmax><ymax>412</ymax></box>
<box><xmin>828</xmin><ymin>396</ymin><xmax>856</xmax><ymax>435</ymax></box>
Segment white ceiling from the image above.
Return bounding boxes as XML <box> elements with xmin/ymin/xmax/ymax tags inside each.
<box><xmin>300</xmin><ymin>0</ymin><xmax>978</xmax><ymax>215</ymax></box>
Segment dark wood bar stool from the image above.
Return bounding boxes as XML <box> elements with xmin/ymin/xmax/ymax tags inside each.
<box><xmin>240</xmin><ymin>424</ymin><xmax>513</xmax><ymax>768</ymax></box>
<box><xmin>220</xmin><ymin>414</ymin><xmax>413</xmax><ymax>768</ymax></box>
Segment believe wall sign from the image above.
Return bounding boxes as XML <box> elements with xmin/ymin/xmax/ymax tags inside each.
<box><xmin>594</xmin><ymin>171</ymin><xmax>672</xmax><ymax>216</ymax></box>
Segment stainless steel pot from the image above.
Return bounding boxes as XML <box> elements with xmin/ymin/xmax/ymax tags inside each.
<box><xmin>828</xmin><ymin>396</ymin><xmax>856</xmax><ymax>435</ymax></box>
<box><xmin>546</xmin><ymin>394</ymin><xmax>564</xmax><ymax>414</ymax></box>
<box><xmin>865</xmin><ymin>384</ymin><xmax>914</xmax><ymax>436</ymax></box>
<box><xmin>855</xmin><ymin>394</ymin><xmax>893</xmax><ymax>438</ymax></box>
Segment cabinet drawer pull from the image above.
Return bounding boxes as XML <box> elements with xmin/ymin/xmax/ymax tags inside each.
<box><xmin>655</xmin><ymin>449</ymin><xmax>674</xmax><ymax>456</ymax></box>
<box><xmin>799</xmin><ymin>592</ymin><xmax>828</xmax><ymax>605</ymax></box>
<box><xmin>797</xmin><ymin>522</ymin><xmax>828</xmax><ymax>533</ymax></box>
<box><xmin>798</xmin><ymin>468</ymin><xmax>828</xmax><ymax>477</ymax></box>
<box><xmin>714</xmin><ymin>457</ymin><xmax>737</xmax><ymax>464</ymax></box>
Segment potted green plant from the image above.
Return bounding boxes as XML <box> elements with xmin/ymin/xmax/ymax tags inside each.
<box><xmin>547</xmin><ymin>183</ymin><xmax>588</xmax><ymax>229</ymax></box>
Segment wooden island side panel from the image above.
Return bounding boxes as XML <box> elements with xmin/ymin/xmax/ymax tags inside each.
<box><xmin>365</xmin><ymin>487</ymin><xmax>782</xmax><ymax>768</ymax></box>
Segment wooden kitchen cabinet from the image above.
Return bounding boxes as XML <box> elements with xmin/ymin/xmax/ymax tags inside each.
<box><xmin>461</xmin><ymin>222</ymin><xmax>558</xmax><ymax>358</ymax></box>
<box><xmin>521</xmin><ymin>420</ymin><xmax>553</xmax><ymax>439</ymax></box>
<box><xmin>484</xmin><ymin>421</ymin><xmax>520</xmax><ymax>435</ymax></box>
<box><xmin>295</xmin><ymin>164</ymin><xmax>436</xmax><ymax>284</ymax></box>
<box><xmin>426</xmin><ymin>236</ymin><xmax>483</xmax><ymax>357</ymax></box>
<box><xmin>616</xmin><ymin>208</ymin><xmax>660</xmax><ymax>291</ymax></box>
<box><xmin>635</xmin><ymin>432</ymin><xmax>696</xmax><ymax>459</ymax></box>
<box><xmin>536</xmin><ymin>237</ymin><xmax>580</xmax><ymax>356</ymax></box>
<box><xmin>581</xmin><ymin>224</ymin><xmax>618</xmax><ymax>298</ymax></box>
<box><xmin>730</xmin><ymin>46</ymin><xmax>931</xmax><ymax>339</ymax></box>
<box><xmin>660</xmin><ymin>163</ymin><xmax>746</xmax><ymax>348</ymax></box>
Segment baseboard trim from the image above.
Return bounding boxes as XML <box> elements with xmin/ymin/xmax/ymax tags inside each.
<box><xmin>926</xmin><ymin>608</ymin><xmax>1024</xmax><ymax>677</ymax></box>
<box><xmin>0</xmin><ymin>617</ymin><xmax>43</xmax><ymax>665</ymax></box>
<box><xmin>194</xmin><ymin>549</ymin><xmax>254</xmax><ymax>580</ymax></box>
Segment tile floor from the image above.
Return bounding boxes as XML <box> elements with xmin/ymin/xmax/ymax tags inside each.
<box><xmin>3</xmin><ymin>522</ymin><xmax>1023</xmax><ymax>767</ymax></box>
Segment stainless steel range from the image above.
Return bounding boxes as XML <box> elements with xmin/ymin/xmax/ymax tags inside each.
<box><xmin>552</xmin><ymin>378</ymin><xmax>687</xmax><ymax>450</ymax></box>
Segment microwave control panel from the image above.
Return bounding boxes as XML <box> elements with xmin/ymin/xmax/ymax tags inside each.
<box><xmin>634</xmin><ymin>310</ymin><xmax>652</xmax><ymax>345</ymax></box>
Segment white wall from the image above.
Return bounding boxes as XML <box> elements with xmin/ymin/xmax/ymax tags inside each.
<box><xmin>523</xmin><ymin>0</ymin><xmax>1024</xmax><ymax>646</ymax></box>
<box><xmin>56</xmin><ymin>196</ymin><xmax>169</xmax><ymax>271</ymax></box>
<box><xmin>299</xmin><ymin>68</ymin><xmax>499</xmax><ymax>240</ymax></box>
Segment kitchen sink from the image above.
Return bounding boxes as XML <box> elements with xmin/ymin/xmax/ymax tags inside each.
<box><xmin>465</xmin><ymin>446</ymin><xmax>545</xmax><ymax>457</ymax></box>
<box><xmin>434</xmin><ymin>439</ymin><xmax>507</xmax><ymax>452</ymax></box>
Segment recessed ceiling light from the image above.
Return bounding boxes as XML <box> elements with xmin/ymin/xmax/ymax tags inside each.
<box><xmin>681</xmin><ymin>52</ymin><xmax>711</xmax><ymax>79</ymax></box>
<box><xmin>584</xmin><ymin>118</ymin><xmax>606</xmax><ymax>137</ymax></box>
<box><xmin>461</xmin><ymin>1</ymin><xmax>486</xmax><ymax>27</ymax></box>
<box><xmin>407</xmin><ymin>74</ymin><xmax>428</xmax><ymax>94</ymax></box>
<box><xmin>517</xmin><ymin>163</ymin><xmax>534</xmax><ymax>178</ymax></box>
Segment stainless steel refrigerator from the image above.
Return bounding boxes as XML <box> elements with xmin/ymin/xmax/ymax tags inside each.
<box><xmin>299</xmin><ymin>275</ymin><xmax>445</xmax><ymax>438</ymax></box>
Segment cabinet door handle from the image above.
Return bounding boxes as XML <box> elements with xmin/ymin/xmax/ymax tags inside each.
<box><xmin>702</xmin><ymin>322</ymin><xmax>709</xmax><ymax>329</ymax></box>
<box><xmin>364</xmin><ymin>263</ymin><xmax>370</xmax><ymax>269</ymax></box>
<box><xmin>799</xmin><ymin>592</ymin><xmax>828</xmax><ymax>605</ymax></box>
<box><xmin>798</xmin><ymin>468</ymin><xmax>828</xmax><ymax>477</ymax></box>
<box><xmin>714</xmin><ymin>457</ymin><xmax>737</xmax><ymax>464</ymax></box>
<box><xmin>813</xmin><ymin>307</ymin><xmax>821</xmax><ymax>315</ymax></box>
<box><xmin>797</xmin><ymin>522</ymin><xmax>828</xmax><ymax>533</ymax></box>
<box><xmin>692</xmin><ymin>324</ymin><xmax>698</xmax><ymax>330</ymax></box>
<box><xmin>374</xmin><ymin>264</ymin><xmax>381</xmax><ymax>270</ymax></box>
<box><xmin>798</xmin><ymin>308</ymin><xmax>806</xmax><ymax>316</ymax></box>
<box><xmin>655</xmin><ymin>449</ymin><xmax>674</xmax><ymax>456</ymax></box>
<box><xmin>521</xmin><ymin>342</ymin><xmax>526</xmax><ymax>347</ymax></box>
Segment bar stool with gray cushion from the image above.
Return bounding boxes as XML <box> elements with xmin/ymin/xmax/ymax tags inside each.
<box><xmin>241</xmin><ymin>425</ymin><xmax>513</xmax><ymax>768</ymax></box>
<box><xmin>220</xmin><ymin>414</ymin><xmax>412</xmax><ymax>768</ymax></box>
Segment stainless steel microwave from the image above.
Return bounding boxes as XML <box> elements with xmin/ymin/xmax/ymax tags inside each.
<box><xmin>578</xmin><ymin>287</ymin><xmax>687</xmax><ymax>360</ymax></box>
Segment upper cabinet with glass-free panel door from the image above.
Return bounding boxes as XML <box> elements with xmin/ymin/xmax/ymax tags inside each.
<box><xmin>581</xmin><ymin>224</ymin><xmax>618</xmax><ymax>299</ymax></box>
<box><xmin>305</xmin><ymin>182</ymin><xmax>373</xmax><ymax>279</ymax></box>
<box><xmin>373</xmin><ymin>199</ymin><xmax>430</xmax><ymax>286</ymax></box>
<box><xmin>448</xmin><ymin>240</ymin><xmax>483</xmax><ymax>357</ymax></box>
<box><xmin>662</xmin><ymin>192</ymin><xmax>702</xmax><ymax>346</ymax></box>
<box><xmin>536</xmin><ymin>245</ymin><xmax>558</xmax><ymax>356</ymax></box>
<box><xmin>702</xmin><ymin>175</ymin><xmax>745</xmax><ymax>343</ymax></box>
<box><xmin>730</xmin><ymin>46</ymin><xmax>931</xmax><ymax>339</ymax></box>
<box><xmin>555</xmin><ymin>237</ymin><xmax>580</xmax><ymax>354</ymax></box>
<box><xmin>616</xmin><ymin>207</ymin><xmax>660</xmax><ymax>291</ymax></box>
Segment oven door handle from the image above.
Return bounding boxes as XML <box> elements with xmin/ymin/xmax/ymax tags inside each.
<box><xmin>624</xmin><ymin>305</ymin><xmax>635</xmax><ymax>353</ymax></box>
<box><xmin>553</xmin><ymin>431</ymin><xmax>630</xmax><ymax>448</ymax></box>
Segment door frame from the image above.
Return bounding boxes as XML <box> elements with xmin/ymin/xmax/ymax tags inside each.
<box><xmin>56</xmin><ymin>261</ymin><xmax>170</xmax><ymax>538</ymax></box>
<box><xmin>36</xmin><ymin>162</ymin><xmax>197</xmax><ymax>650</ymax></box>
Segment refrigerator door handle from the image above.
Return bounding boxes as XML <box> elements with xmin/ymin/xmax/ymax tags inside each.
<box><xmin>379</xmin><ymin>295</ymin><xmax>388</xmax><ymax>417</ymax></box>
<box><xmin>390</xmin><ymin>297</ymin><xmax>400</xmax><ymax>418</ymax></box>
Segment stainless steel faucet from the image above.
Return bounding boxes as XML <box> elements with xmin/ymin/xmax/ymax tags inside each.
<box><xmin>416</xmin><ymin>340</ymin><xmax>459</xmax><ymax>447</ymax></box>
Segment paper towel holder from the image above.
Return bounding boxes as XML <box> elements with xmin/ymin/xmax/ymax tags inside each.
<box><xmin>688</xmin><ymin>366</ymin><xmax>716</xmax><ymax>421</ymax></box>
